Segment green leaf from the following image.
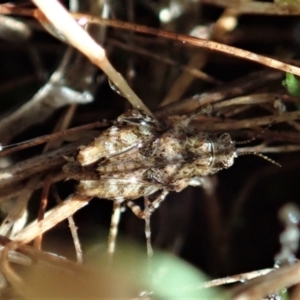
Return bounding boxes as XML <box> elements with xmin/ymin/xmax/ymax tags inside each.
<box><xmin>282</xmin><ymin>73</ymin><xmax>300</xmax><ymax>97</ymax></box>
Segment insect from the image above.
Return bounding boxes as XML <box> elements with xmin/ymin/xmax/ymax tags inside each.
<box><xmin>62</xmin><ymin>104</ymin><xmax>280</xmax><ymax>254</ymax></box>
<box><xmin>60</xmin><ymin>107</ymin><xmax>232</xmax><ymax>253</ymax></box>
<box><xmin>63</xmin><ymin>108</ymin><xmax>236</xmax><ymax>204</ymax></box>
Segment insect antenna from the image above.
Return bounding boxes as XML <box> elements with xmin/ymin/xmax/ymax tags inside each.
<box><xmin>233</xmin><ymin>122</ymin><xmax>281</xmax><ymax>166</ymax></box>
<box><xmin>234</xmin><ymin>136</ymin><xmax>260</xmax><ymax>145</ymax></box>
<box><xmin>236</xmin><ymin>149</ymin><xmax>281</xmax><ymax>167</ymax></box>
<box><xmin>234</xmin><ymin>122</ymin><xmax>274</xmax><ymax>145</ymax></box>
<box><xmin>234</xmin><ymin>127</ymin><xmax>280</xmax><ymax>166</ymax></box>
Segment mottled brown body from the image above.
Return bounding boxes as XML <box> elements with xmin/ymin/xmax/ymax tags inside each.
<box><xmin>63</xmin><ymin>110</ymin><xmax>237</xmax><ymax>202</ymax></box>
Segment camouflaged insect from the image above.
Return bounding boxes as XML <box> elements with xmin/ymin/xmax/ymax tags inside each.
<box><xmin>63</xmin><ymin>109</ymin><xmax>237</xmax><ymax>203</ymax></box>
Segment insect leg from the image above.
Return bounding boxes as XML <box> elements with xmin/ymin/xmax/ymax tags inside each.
<box><xmin>107</xmin><ymin>200</ymin><xmax>122</xmax><ymax>254</ymax></box>
<box><xmin>183</xmin><ymin>104</ymin><xmax>213</xmax><ymax>125</ymax></box>
<box><xmin>144</xmin><ymin>197</ymin><xmax>153</xmax><ymax>257</ymax></box>
<box><xmin>125</xmin><ymin>198</ymin><xmax>153</xmax><ymax>257</ymax></box>
<box><xmin>126</xmin><ymin>201</ymin><xmax>144</xmax><ymax>218</ymax></box>
<box><xmin>169</xmin><ymin>104</ymin><xmax>213</xmax><ymax>127</ymax></box>
<box><xmin>126</xmin><ymin>189</ymin><xmax>169</xmax><ymax>218</ymax></box>
<box><xmin>148</xmin><ymin>189</ymin><xmax>169</xmax><ymax>214</ymax></box>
